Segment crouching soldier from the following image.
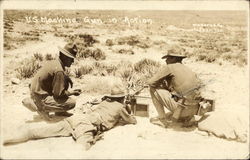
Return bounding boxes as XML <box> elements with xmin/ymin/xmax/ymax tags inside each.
<box><xmin>22</xmin><ymin>43</ymin><xmax>81</xmax><ymax>120</ymax></box>
<box><xmin>3</xmin><ymin>85</ymin><xmax>137</xmax><ymax>150</ymax></box>
<box><xmin>147</xmin><ymin>53</ymin><xmax>213</xmax><ymax>128</ymax></box>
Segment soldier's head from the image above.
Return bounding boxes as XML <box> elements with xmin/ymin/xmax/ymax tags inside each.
<box><xmin>103</xmin><ymin>83</ymin><xmax>126</xmax><ymax>103</ymax></box>
<box><xmin>58</xmin><ymin>43</ymin><xmax>78</xmax><ymax>67</ymax></box>
<box><xmin>161</xmin><ymin>54</ymin><xmax>186</xmax><ymax>64</ymax></box>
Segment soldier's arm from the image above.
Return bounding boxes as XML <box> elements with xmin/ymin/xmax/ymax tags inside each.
<box><xmin>52</xmin><ymin>71</ymin><xmax>66</xmax><ymax>98</ymax></box>
<box><xmin>119</xmin><ymin>108</ymin><xmax>137</xmax><ymax>124</ymax></box>
<box><xmin>52</xmin><ymin>72</ymin><xmax>81</xmax><ymax>98</ymax></box>
<box><xmin>147</xmin><ymin>66</ymin><xmax>172</xmax><ymax>88</ymax></box>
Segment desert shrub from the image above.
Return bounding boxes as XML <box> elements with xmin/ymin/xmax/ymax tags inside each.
<box><xmin>197</xmin><ymin>53</ymin><xmax>207</xmax><ymax>61</ymax></box>
<box><xmin>167</xmin><ymin>45</ymin><xmax>186</xmax><ymax>55</ymax></box>
<box><xmin>153</xmin><ymin>40</ymin><xmax>166</xmax><ymax>46</ymax></box>
<box><xmin>92</xmin><ymin>48</ymin><xmax>106</xmax><ymax>60</ymax></box>
<box><xmin>136</xmin><ymin>42</ymin><xmax>149</xmax><ymax>49</ymax></box>
<box><xmin>91</xmin><ymin>62</ymin><xmax>117</xmax><ymax>76</ymax></box>
<box><xmin>204</xmin><ymin>43</ymin><xmax>215</xmax><ymax>50</ymax></box>
<box><xmin>115</xmin><ymin>61</ymin><xmax>134</xmax><ymax>80</ymax></box>
<box><xmin>45</xmin><ymin>53</ymin><xmax>55</xmax><ymax>61</ymax></box>
<box><xmin>78</xmin><ymin>34</ymin><xmax>98</xmax><ymax>47</ymax></box>
<box><xmin>221</xmin><ymin>52</ymin><xmax>233</xmax><ymax>61</ymax></box>
<box><xmin>126</xmin><ymin>36</ymin><xmax>140</xmax><ymax>46</ymax></box>
<box><xmin>67</xmin><ymin>34</ymin><xmax>99</xmax><ymax>48</ymax></box>
<box><xmin>74</xmin><ymin>64</ymin><xmax>94</xmax><ymax>78</ymax></box>
<box><xmin>178</xmin><ymin>38</ymin><xmax>187</xmax><ymax>43</ymax></box>
<box><xmin>16</xmin><ymin>57</ymin><xmax>41</xmax><ymax>79</ymax></box>
<box><xmin>238</xmin><ymin>55</ymin><xmax>247</xmax><ymax>66</ymax></box>
<box><xmin>205</xmin><ymin>54</ymin><xmax>216</xmax><ymax>63</ymax></box>
<box><xmin>33</xmin><ymin>52</ymin><xmax>43</xmax><ymax>61</ymax></box>
<box><xmin>220</xmin><ymin>47</ymin><xmax>231</xmax><ymax>53</ymax></box>
<box><xmin>116</xmin><ymin>36</ymin><xmax>151</xmax><ymax>48</ymax></box>
<box><xmin>106</xmin><ymin>39</ymin><xmax>114</xmax><ymax>46</ymax></box>
<box><xmin>81</xmin><ymin>75</ymin><xmax>124</xmax><ymax>94</ymax></box>
<box><xmin>54</xmin><ymin>32</ymin><xmax>69</xmax><ymax>38</ymax></box>
<box><xmin>77</xmin><ymin>48</ymin><xmax>106</xmax><ymax>60</ymax></box>
<box><xmin>134</xmin><ymin>58</ymin><xmax>160</xmax><ymax>73</ymax></box>
<box><xmin>103</xmin><ymin>64</ymin><xmax>118</xmax><ymax>74</ymax></box>
<box><xmin>117</xmin><ymin>49</ymin><xmax>134</xmax><ymax>55</ymax></box>
<box><xmin>4</xmin><ymin>42</ymin><xmax>16</xmax><ymax>50</ymax></box>
<box><xmin>134</xmin><ymin>58</ymin><xmax>161</xmax><ymax>82</ymax></box>
<box><xmin>77</xmin><ymin>48</ymin><xmax>92</xmax><ymax>59</ymax></box>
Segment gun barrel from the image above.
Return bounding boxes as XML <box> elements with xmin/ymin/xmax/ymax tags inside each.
<box><xmin>134</xmin><ymin>95</ymin><xmax>151</xmax><ymax>99</ymax></box>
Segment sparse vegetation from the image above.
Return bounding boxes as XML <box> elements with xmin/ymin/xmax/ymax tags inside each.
<box><xmin>117</xmin><ymin>49</ymin><xmax>134</xmax><ymax>55</ymax></box>
<box><xmin>77</xmin><ymin>48</ymin><xmax>106</xmax><ymax>60</ymax></box>
<box><xmin>45</xmin><ymin>53</ymin><xmax>55</xmax><ymax>61</ymax></box>
<box><xmin>74</xmin><ymin>64</ymin><xmax>94</xmax><ymax>78</ymax></box>
<box><xmin>4</xmin><ymin>10</ymin><xmax>248</xmax><ymax>92</ymax></box>
<box><xmin>106</xmin><ymin>39</ymin><xmax>114</xmax><ymax>46</ymax></box>
<box><xmin>33</xmin><ymin>53</ymin><xmax>43</xmax><ymax>61</ymax></box>
<box><xmin>115</xmin><ymin>35</ymin><xmax>152</xmax><ymax>49</ymax></box>
<box><xmin>16</xmin><ymin>57</ymin><xmax>41</xmax><ymax>79</ymax></box>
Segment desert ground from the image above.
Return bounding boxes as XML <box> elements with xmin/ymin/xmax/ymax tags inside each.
<box><xmin>0</xmin><ymin>10</ymin><xmax>249</xmax><ymax>159</ymax></box>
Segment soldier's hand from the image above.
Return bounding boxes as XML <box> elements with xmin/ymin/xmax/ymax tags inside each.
<box><xmin>74</xmin><ymin>89</ymin><xmax>82</xmax><ymax>92</ymax></box>
<box><xmin>68</xmin><ymin>77</ymin><xmax>73</xmax><ymax>88</ymax></box>
<box><xmin>72</xmin><ymin>89</ymin><xmax>82</xmax><ymax>96</ymax></box>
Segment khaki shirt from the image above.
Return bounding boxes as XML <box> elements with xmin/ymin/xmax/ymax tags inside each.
<box><xmin>147</xmin><ymin>63</ymin><xmax>201</xmax><ymax>96</ymax></box>
<box><xmin>67</xmin><ymin>100</ymin><xmax>137</xmax><ymax>131</ymax></box>
<box><xmin>30</xmin><ymin>59</ymin><xmax>66</xmax><ymax>98</ymax></box>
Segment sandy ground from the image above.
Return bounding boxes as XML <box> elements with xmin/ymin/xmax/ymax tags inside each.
<box><xmin>1</xmin><ymin>34</ymin><xmax>249</xmax><ymax>159</ymax></box>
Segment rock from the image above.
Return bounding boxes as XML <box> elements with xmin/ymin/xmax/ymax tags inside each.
<box><xmin>11</xmin><ymin>78</ymin><xmax>20</xmax><ymax>85</ymax></box>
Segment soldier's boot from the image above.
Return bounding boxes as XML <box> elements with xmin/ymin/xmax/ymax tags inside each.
<box><xmin>22</xmin><ymin>97</ymin><xmax>37</xmax><ymax>112</ymax></box>
<box><xmin>55</xmin><ymin>112</ymin><xmax>73</xmax><ymax>117</ymax></box>
<box><xmin>37</xmin><ymin>109</ymin><xmax>52</xmax><ymax>121</ymax></box>
<box><xmin>150</xmin><ymin>117</ymin><xmax>170</xmax><ymax>128</ymax></box>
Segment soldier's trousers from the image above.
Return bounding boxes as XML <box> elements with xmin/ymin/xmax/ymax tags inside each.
<box><xmin>149</xmin><ymin>87</ymin><xmax>178</xmax><ymax>118</ymax></box>
<box><xmin>3</xmin><ymin>112</ymin><xmax>102</xmax><ymax>145</ymax></box>
<box><xmin>30</xmin><ymin>93</ymin><xmax>76</xmax><ymax>113</ymax></box>
<box><xmin>149</xmin><ymin>87</ymin><xmax>200</xmax><ymax>120</ymax></box>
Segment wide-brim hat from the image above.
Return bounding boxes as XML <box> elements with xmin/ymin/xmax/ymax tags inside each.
<box><xmin>58</xmin><ymin>43</ymin><xmax>78</xmax><ymax>59</ymax></box>
<box><xmin>104</xmin><ymin>85</ymin><xmax>126</xmax><ymax>98</ymax></box>
<box><xmin>161</xmin><ymin>53</ymin><xmax>187</xmax><ymax>59</ymax></box>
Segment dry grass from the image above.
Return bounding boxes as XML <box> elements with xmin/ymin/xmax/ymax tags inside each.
<box><xmin>117</xmin><ymin>49</ymin><xmax>134</xmax><ymax>55</ymax></box>
<box><xmin>16</xmin><ymin>57</ymin><xmax>41</xmax><ymax>79</ymax></box>
<box><xmin>74</xmin><ymin>64</ymin><xmax>94</xmax><ymax>78</ymax></box>
<box><xmin>45</xmin><ymin>53</ymin><xmax>55</xmax><ymax>61</ymax></box>
<box><xmin>33</xmin><ymin>52</ymin><xmax>44</xmax><ymax>61</ymax></box>
<box><xmin>80</xmin><ymin>75</ymin><xmax>124</xmax><ymax>94</ymax></box>
<box><xmin>71</xmin><ymin>58</ymin><xmax>161</xmax><ymax>91</ymax></box>
<box><xmin>77</xmin><ymin>48</ymin><xmax>106</xmax><ymax>60</ymax></box>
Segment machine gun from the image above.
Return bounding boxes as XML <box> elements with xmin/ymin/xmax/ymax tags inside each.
<box><xmin>100</xmin><ymin>83</ymin><xmax>150</xmax><ymax>117</ymax></box>
<box><xmin>124</xmin><ymin>85</ymin><xmax>150</xmax><ymax>116</ymax></box>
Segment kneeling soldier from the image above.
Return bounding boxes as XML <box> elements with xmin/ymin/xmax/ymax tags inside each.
<box><xmin>147</xmin><ymin>53</ymin><xmax>208</xmax><ymax>127</ymax></box>
<box><xmin>22</xmin><ymin>43</ymin><xmax>81</xmax><ymax>120</ymax></box>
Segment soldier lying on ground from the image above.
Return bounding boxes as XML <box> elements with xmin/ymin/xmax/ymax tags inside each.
<box><xmin>4</xmin><ymin>85</ymin><xmax>137</xmax><ymax>150</ymax></box>
<box><xmin>22</xmin><ymin>43</ymin><xmax>82</xmax><ymax>121</ymax></box>
<box><xmin>147</xmin><ymin>53</ymin><xmax>213</xmax><ymax>128</ymax></box>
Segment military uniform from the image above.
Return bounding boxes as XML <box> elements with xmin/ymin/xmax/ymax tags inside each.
<box><xmin>147</xmin><ymin>63</ymin><xmax>201</xmax><ymax>121</ymax></box>
<box><xmin>4</xmin><ymin>100</ymin><xmax>137</xmax><ymax>148</ymax></box>
<box><xmin>29</xmin><ymin>59</ymin><xmax>75</xmax><ymax>113</ymax></box>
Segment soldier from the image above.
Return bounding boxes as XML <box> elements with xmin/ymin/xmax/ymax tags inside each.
<box><xmin>147</xmin><ymin>53</ymin><xmax>205</xmax><ymax>128</ymax></box>
<box><xmin>22</xmin><ymin>43</ymin><xmax>81</xmax><ymax>120</ymax></box>
<box><xmin>4</xmin><ymin>86</ymin><xmax>137</xmax><ymax>150</ymax></box>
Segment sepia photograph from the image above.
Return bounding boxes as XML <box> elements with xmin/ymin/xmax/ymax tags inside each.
<box><xmin>0</xmin><ymin>0</ymin><xmax>249</xmax><ymax>159</ymax></box>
